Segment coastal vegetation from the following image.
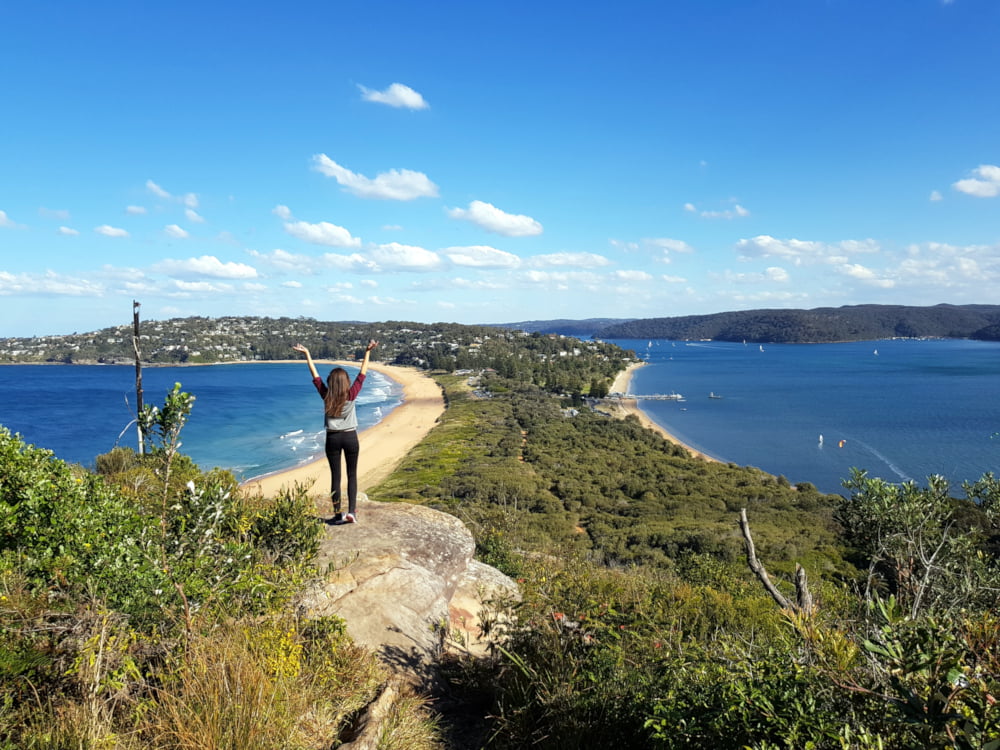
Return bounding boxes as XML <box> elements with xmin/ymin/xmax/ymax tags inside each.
<box><xmin>595</xmin><ymin>303</ymin><xmax>1000</xmax><ymax>343</ymax></box>
<box><xmin>0</xmin><ymin>384</ymin><xmax>438</xmax><ymax>748</ymax></box>
<box><xmin>2</xmin><ymin>317</ymin><xmax>999</xmax><ymax>747</ymax></box>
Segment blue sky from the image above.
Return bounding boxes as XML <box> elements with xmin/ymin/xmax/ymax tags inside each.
<box><xmin>2</xmin><ymin>0</ymin><xmax>998</xmax><ymax>337</ymax></box>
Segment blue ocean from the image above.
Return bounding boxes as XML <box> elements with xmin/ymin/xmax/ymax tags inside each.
<box><xmin>0</xmin><ymin>363</ymin><xmax>402</xmax><ymax>483</ymax></box>
<box><xmin>1</xmin><ymin>339</ymin><xmax>998</xmax><ymax>495</ymax></box>
<box><xmin>610</xmin><ymin>338</ymin><xmax>1000</xmax><ymax>495</ymax></box>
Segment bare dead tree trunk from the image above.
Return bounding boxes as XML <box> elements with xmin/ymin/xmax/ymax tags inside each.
<box><xmin>133</xmin><ymin>300</ymin><xmax>144</xmax><ymax>455</ymax></box>
<box><xmin>739</xmin><ymin>508</ymin><xmax>814</xmax><ymax>614</ymax></box>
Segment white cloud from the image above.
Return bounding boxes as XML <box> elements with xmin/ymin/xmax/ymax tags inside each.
<box><xmin>444</xmin><ymin>245</ymin><xmax>521</xmax><ymax>269</ymax></box>
<box><xmin>700</xmin><ymin>203</ymin><xmax>750</xmax><ymax>219</ymax></box>
<box><xmin>527</xmin><ymin>252</ymin><xmax>610</xmax><ymax>268</ymax></box>
<box><xmin>683</xmin><ymin>203</ymin><xmax>697</xmax><ymax>212</ymax></box>
<box><xmin>661</xmin><ymin>274</ymin><xmax>687</xmax><ymax>283</ymax></box>
<box><xmin>448</xmin><ymin>200</ymin><xmax>543</xmax><ymax>237</ymax></box>
<box><xmin>736</xmin><ymin>235</ymin><xmax>879</xmax><ymax>266</ymax></box>
<box><xmin>0</xmin><ymin>210</ymin><xmax>22</xmax><ymax>228</ymax></box>
<box><xmin>164</xmin><ymin>224</ymin><xmax>189</xmax><ymax>239</ymax></box>
<box><xmin>58</xmin><ymin>226</ymin><xmax>79</xmax><ymax>236</ymax></box>
<box><xmin>953</xmin><ymin>164</ymin><xmax>1000</xmax><ymax>198</ymax></box>
<box><xmin>899</xmin><ymin>241</ymin><xmax>1000</xmax><ymax>287</ymax></box>
<box><xmin>614</xmin><ymin>270</ymin><xmax>653</xmax><ymax>282</ymax></box>
<box><xmin>312</xmin><ymin>154</ymin><xmax>439</xmax><ymax>200</ymax></box>
<box><xmin>281</xmin><ymin>280</ymin><xmax>303</xmax><ymax>288</ymax></box>
<box><xmin>242</xmin><ymin>282</ymin><xmax>267</xmax><ymax>292</ymax></box>
<box><xmin>185</xmin><ymin>208</ymin><xmax>205</xmax><ymax>223</ymax></box>
<box><xmin>126</xmin><ymin>205</ymin><xmax>147</xmax><ymax>215</ymax></box>
<box><xmin>360</xmin><ymin>279</ymin><xmax>377</xmax><ymax>288</ymax></box>
<box><xmin>382</xmin><ymin>224</ymin><xmax>403</xmax><ymax>231</ymax></box>
<box><xmin>183</xmin><ymin>193</ymin><xmax>199</xmax><ymax>209</ymax></box>
<box><xmin>321</xmin><ymin>252</ymin><xmax>378</xmax><ymax>273</ymax></box>
<box><xmin>645</xmin><ymin>237</ymin><xmax>695</xmax><ymax>257</ymax></box>
<box><xmin>766</xmin><ymin>266</ymin><xmax>790</xmax><ymax>282</ymax></box>
<box><xmin>95</xmin><ymin>225</ymin><xmax>129</xmax><ymax>238</ymax></box>
<box><xmin>358</xmin><ymin>82</ymin><xmax>429</xmax><ymax>110</ymax></box>
<box><xmin>153</xmin><ymin>255</ymin><xmax>259</xmax><ymax>279</ymax></box>
<box><xmin>284</xmin><ymin>220</ymin><xmax>362</xmax><ymax>248</ymax></box>
<box><xmin>272</xmin><ymin>204</ymin><xmax>293</xmax><ymax>220</ymax></box>
<box><xmin>716</xmin><ymin>267</ymin><xmax>790</xmax><ymax>285</ymax></box>
<box><xmin>929</xmin><ymin>190</ymin><xmax>943</xmax><ymax>202</ymax></box>
<box><xmin>370</xmin><ymin>242</ymin><xmax>443</xmax><ymax>272</ymax></box>
<box><xmin>146</xmin><ymin>179</ymin><xmax>171</xmax><ymax>199</ymax></box>
<box><xmin>838</xmin><ymin>263</ymin><xmax>895</xmax><ymax>288</ymax></box>
<box><xmin>0</xmin><ymin>270</ymin><xmax>104</xmax><ymax>296</ymax></box>
<box><xmin>169</xmin><ymin>279</ymin><xmax>235</xmax><ymax>295</ymax></box>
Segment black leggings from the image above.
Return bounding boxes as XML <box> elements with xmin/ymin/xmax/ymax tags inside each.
<box><xmin>325</xmin><ymin>429</ymin><xmax>360</xmax><ymax>514</ymax></box>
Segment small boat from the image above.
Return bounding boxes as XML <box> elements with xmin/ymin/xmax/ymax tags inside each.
<box><xmin>759</xmin><ymin>344</ymin><xmax>764</xmax><ymax>352</ymax></box>
<box><xmin>708</xmin><ymin>392</ymin><xmax>723</xmax><ymax>399</ymax></box>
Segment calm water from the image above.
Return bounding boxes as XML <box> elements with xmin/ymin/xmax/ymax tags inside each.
<box><xmin>2</xmin><ymin>340</ymin><xmax>999</xmax><ymax>495</ymax></box>
<box><xmin>0</xmin><ymin>363</ymin><xmax>402</xmax><ymax>482</ymax></box>
<box><xmin>610</xmin><ymin>338</ymin><xmax>1000</xmax><ymax>495</ymax></box>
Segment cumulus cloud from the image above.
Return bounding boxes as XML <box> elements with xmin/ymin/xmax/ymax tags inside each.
<box><xmin>444</xmin><ymin>245</ymin><xmax>521</xmax><ymax>269</ymax></box>
<box><xmin>153</xmin><ymin>255</ymin><xmax>259</xmax><ymax>279</ymax></box>
<box><xmin>662</xmin><ymin>274</ymin><xmax>687</xmax><ymax>283</ymax></box>
<box><xmin>183</xmin><ymin>193</ymin><xmax>198</xmax><ymax>209</ymax></box>
<box><xmin>614</xmin><ymin>270</ymin><xmax>653</xmax><ymax>282</ymax></box>
<box><xmin>0</xmin><ymin>210</ymin><xmax>21</xmax><ymax>228</ymax></box>
<box><xmin>358</xmin><ymin>82</ymin><xmax>429</xmax><ymax>109</ymax></box>
<box><xmin>683</xmin><ymin>203</ymin><xmax>696</xmax><ymax>212</ymax></box>
<box><xmin>929</xmin><ymin>190</ymin><xmax>943</xmax><ymax>202</ymax></box>
<box><xmin>360</xmin><ymin>279</ymin><xmax>377</xmax><ymax>288</ymax></box>
<box><xmin>272</xmin><ymin>204</ymin><xmax>293</xmax><ymax>220</ymax></box>
<box><xmin>248</xmin><ymin>248</ymin><xmax>323</xmax><ymax>274</ymax></box>
<box><xmin>164</xmin><ymin>224</ymin><xmax>189</xmax><ymax>239</ymax></box>
<box><xmin>284</xmin><ymin>219</ymin><xmax>362</xmax><ymax>248</ymax></box>
<box><xmin>281</xmin><ymin>280</ymin><xmax>303</xmax><ymax>288</ymax></box>
<box><xmin>899</xmin><ymin>241</ymin><xmax>1000</xmax><ymax>287</ymax></box>
<box><xmin>95</xmin><ymin>225</ymin><xmax>129</xmax><ymax>238</ymax></box>
<box><xmin>736</xmin><ymin>235</ymin><xmax>879</xmax><ymax>266</ymax></box>
<box><xmin>126</xmin><ymin>205</ymin><xmax>147</xmax><ymax>215</ymax></box>
<box><xmin>185</xmin><ymin>208</ymin><xmax>205</xmax><ymax>223</ymax></box>
<box><xmin>312</xmin><ymin>154</ymin><xmax>439</xmax><ymax>200</ymax></box>
<box><xmin>370</xmin><ymin>242</ymin><xmax>442</xmax><ymax>272</ymax></box>
<box><xmin>701</xmin><ymin>204</ymin><xmax>750</xmax><ymax>219</ymax></box>
<box><xmin>0</xmin><ymin>270</ymin><xmax>104</xmax><ymax>296</ymax></box>
<box><xmin>146</xmin><ymin>179</ymin><xmax>171</xmax><ymax>199</ymax></box>
<box><xmin>953</xmin><ymin>164</ymin><xmax>1000</xmax><ymax>198</ymax></box>
<box><xmin>527</xmin><ymin>252</ymin><xmax>610</xmax><ymax>268</ymax></box>
<box><xmin>58</xmin><ymin>226</ymin><xmax>79</xmax><ymax>236</ymax></box>
<box><xmin>448</xmin><ymin>200</ymin><xmax>543</xmax><ymax>237</ymax></box>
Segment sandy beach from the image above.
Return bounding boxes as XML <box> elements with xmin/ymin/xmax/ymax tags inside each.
<box><xmin>611</xmin><ymin>361</ymin><xmax>718</xmax><ymax>463</ymax></box>
<box><xmin>240</xmin><ymin>361</ymin><xmax>445</xmax><ymax>500</ymax></box>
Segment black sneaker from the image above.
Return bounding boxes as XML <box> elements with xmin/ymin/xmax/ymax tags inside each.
<box><xmin>329</xmin><ymin>512</ymin><xmax>344</xmax><ymax>524</ymax></box>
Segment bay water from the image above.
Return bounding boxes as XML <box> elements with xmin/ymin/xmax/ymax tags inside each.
<box><xmin>1</xmin><ymin>339</ymin><xmax>998</xmax><ymax>496</ymax></box>
<box><xmin>0</xmin><ymin>362</ymin><xmax>402</xmax><ymax>482</ymax></box>
<box><xmin>611</xmin><ymin>338</ymin><xmax>1000</xmax><ymax>495</ymax></box>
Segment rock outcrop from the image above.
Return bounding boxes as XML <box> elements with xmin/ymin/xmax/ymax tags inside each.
<box><xmin>297</xmin><ymin>496</ymin><xmax>518</xmax><ymax>678</ymax></box>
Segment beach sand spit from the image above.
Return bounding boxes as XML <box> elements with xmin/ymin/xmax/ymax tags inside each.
<box><xmin>241</xmin><ymin>361</ymin><xmax>445</xmax><ymax>500</ymax></box>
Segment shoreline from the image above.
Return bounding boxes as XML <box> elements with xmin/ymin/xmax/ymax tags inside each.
<box><xmin>240</xmin><ymin>361</ymin><xmax>445</xmax><ymax>500</ymax></box>
<box><xmin>610</xmin><ymin>361</ymin><xmax>719</xmax><ymax>463</ymax></box>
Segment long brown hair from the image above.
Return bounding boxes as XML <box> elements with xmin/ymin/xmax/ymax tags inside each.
<box><xmin>324</xmin><ymin>368</ymin><xmax>351</xmax><ymax>418</ymax></box>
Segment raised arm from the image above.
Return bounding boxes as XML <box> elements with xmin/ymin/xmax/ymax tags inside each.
<box><xmin>359</xmin><ymin>339</ymin><xmax>378</xmax><ymax>376</ymax></box>
<box><xmin>291</xmin><ymin>343</ymin><xmax>320</xmax><ymax>380</ymax></box>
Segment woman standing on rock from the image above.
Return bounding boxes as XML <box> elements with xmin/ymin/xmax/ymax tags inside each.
<box><xmin>291</xmin><ymin>339</ymin><xmax>378</xmax><ymax>524</ymax></box>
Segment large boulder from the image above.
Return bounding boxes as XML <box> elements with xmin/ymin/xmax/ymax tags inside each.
<box><xmin>297</xmin><ymin>497</ymin><xmax>517</xmax><ymax>676</ymax></box>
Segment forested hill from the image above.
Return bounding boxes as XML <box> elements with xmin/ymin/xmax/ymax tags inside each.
<box><xmin>595</xmin><ymin>304</ymin><xmax>1000</xmax><ymax>343</ymax></box>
